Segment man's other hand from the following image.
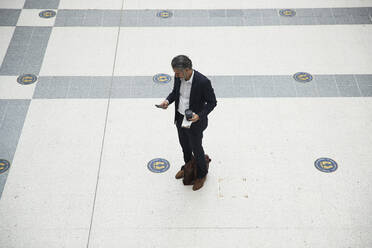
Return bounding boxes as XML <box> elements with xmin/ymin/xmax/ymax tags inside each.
<box><xmin>190</xmin><ymin>113</ymin><xmax>199</xmax><ymax>122</ymax></box>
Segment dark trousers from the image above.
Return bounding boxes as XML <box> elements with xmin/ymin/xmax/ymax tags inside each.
<box><xmin>175</xmin><ymin>111</ymin><xmax>208</xmax><ymax>179</ymax></box>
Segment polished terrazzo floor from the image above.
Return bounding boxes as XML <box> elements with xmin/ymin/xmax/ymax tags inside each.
<box><xmin>0</xmin><ymin>0</ymin><xmax>372</xmax><ymax>247</ymax></box>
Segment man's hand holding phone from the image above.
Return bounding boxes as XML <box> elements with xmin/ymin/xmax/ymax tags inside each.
<box><xmin>155</xmin><ymin>100</ymin><xmax>169</xmax><ymax>109</ymax></box>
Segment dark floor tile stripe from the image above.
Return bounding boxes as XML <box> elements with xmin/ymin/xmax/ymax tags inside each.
<box><xmin>48</xmin><ymin>8</ymin><xmax>372</xmax><ymax>27</ymax></box>
<box><xmin>23</xmin><ymin>0</ymin><xmax>60</xmax><ymax>9</ymax></box>
<box><xmin>0</xmin><ymin>9</ymin><xmax>21</xmax><ymax>26</ymax></box>
<box><xmin>31</xmin><ymin>74</ymin><xmax>372</xmax><ymax>99</ymax></box>
<box><xmin>0</xmin><ymin>27</ymin><xmax>52</xmax><ymax>76</ymax></box>
<box><xmin>0</xmin><ymin>99</ymin><xmax>31</xmax><ymax>199</ymax></box>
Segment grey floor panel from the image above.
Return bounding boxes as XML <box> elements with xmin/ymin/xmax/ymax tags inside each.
<box><xmin>355</xmin><ymin>75</ymin><xmax>372</xmax><ymax>97</ymax></box>
<box><xmin>122</xmin><ymin>10</ymin><xmax>140</xmax><ymax>18</ymax></box>
<box><xmin>112</xmin><ymin>7</ymin><xmax>372</xmax><ymax>27</ymax></box>
<box><xmin>313</xmin><ymin>75</ymin><xmax>339</xmax><ymax>97</ymax></box>
<box><xmin>110</xmin><ymin>87</ymin><xmax>131</xmax><ymax>98</ymax></box>
<box><xmin>334</xmin><ymin>74</ymin><xmax>360</xmax><ymax>97</ymax></box>
<box><xmin>0</xmin><ymin>27</ymin><xmax>52</xmax><ymax>76</ymax></box>
<box><xmin>138</xmin><ymin>17</ymin><xmax>162</xmax><ymax>27</ymax></box>
<box><xmin>262</xmin><ymin>16</ymin><xmax>281</xmax><ymax>25</ymax></box>
<box><xmin>295</xmin><ymin>9</ymin><xmax>315</xmax><ymax>17</ymax></box>
<box><xmin>334</xmin><ymin>74</ymin><xmax>358</xmax><ymax>87</ymax></box>
<box><xmin>276</xmin><ymin>86</ymin><xmax>297</xmax><ymax>97</ymax></box>
<box><xmin>352</xmin><ymin>15</ymin><xmax>372</xmax><ymax>24</ymax></box>
<box><xmin>244</xmin><ymin>17</ymin><xmax>263</xmax><ymax>26</ymax></box>
<box><xmin>338</xmin><ymin>85</ymin><xmax>362</xmax><ymax>97</ymax></box>
<box><xmin>36</xmin><ymin>7</ymin><xmax>372</xmax><ymax>27</ymax></box>
<box><xmin>102</xmin><ymin>10</ymin><xmax>122</xmax><ymax>26</ymax></box>
<box><xmin>190</xmin><ymin>17</ymin><xmax>211</xmax><ymax>26</ymax></box>
<box><xmin>112</xmin><ymin>76</ymin><xmax>174</xmax><ymax>98</ymax></box>
<box><xmin>314</xmin><ymin>8</ymin><xmax>333</xmax><ymax>17</ymax></box>
<box><xmin>55</xmin><ymin>10</ymin><xmax>84</xmax><ymax>26</ymax></box>
<box><xmin>0</xmin><ymin>9</ymin><xmax>21</xmax><ymax>26</ymax></box>
<box><xmin>295</xmin><ymin>82</ymin><xmax>319</xmax><ymax>97</ymax></box>
<box><xmin>83</xmin><ymin>10</ymin><xmax>104</xmax><ymax>26</ymax></box>
<box><xmin>255</xmin><ymin>86</ymin><xmax>277</xmax><ymax>97</ymax></box>
<box><xmin>33</xmin><ymin>76</ymin><xmax>112</xmax><ymax>99</ymax></box>
<box><xmin>331</xmin><ymin>7</ymin><xmax>369</xmax><ymax>17</ymax></box>
<box><xmin>28</xmin><ymin>74</ymin><xmax>372</xmax><ymax>99</ymax></box>
<box><xmin>274</xmin><ymin>76</ymin><xmax>297</xmax><ymax>97</ymax></box>
<box><xmin>121</xmin><ymin>17</ymin><xmax>138</xmax><ymax>26</ymax></box>
<box><xmin>23</xmin><ymin>0</ymin><xmax>60</xmax><ymax>9</ymax></box>
<box><xmin>235</xmin><ymin>84</ymin><xmax>256</xmax><ymax>97</ymax></box>
<box><xmin>316</xmin><ymin>16</ymin><xmax>336</xmax><ymax>25</ymax></box>
<box><xmin>0</xmin><ymin>99</ymin><xmax>31</xmax><ymax>199</ymax></box>
<box><xmin>293</xmin><ymin>16</ymin><xmax>319</xmax><ymax>25</ymax></box>
<box><xmin>112</xmin><ymin>76</ymin><xmax>132</xmax><ymax>88</ymax></box>
<box><xmin>55</xmin><ymin>10</ymin><xmax>122</xmax><ymax>27</ymax></box>
<box><xmin>210</xmin><ymin>76</ymin><xmax>235</xmax><ymax>97</ymax></box>
<box><xmin>243</xmin><ymin>9</ymin><xmax>264</xmax><ymax>17</ymax></box>
<box><xmin>226</xmin><ymin>9</ymin><xmax>245</xmax><ymax>17</ymax></box>
<box><xmin>333</xmin><ymin>16</ymin><xmax>354</xmax><ymax>24</ymax></box>
<box><xmin>209</xmin><ymin>10</ymin><xmax>226</xmax><ymax>18</ymax></box>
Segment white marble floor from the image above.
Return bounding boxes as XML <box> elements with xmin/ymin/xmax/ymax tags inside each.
<box><xmin>0</xmin><ymin>0</ymin><xmax>371</xmax><ymax>247</ymax></box>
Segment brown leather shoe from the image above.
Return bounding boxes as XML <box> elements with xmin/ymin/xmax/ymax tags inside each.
<box><xmin>192</xmin><ymin>175</ymin><xmax>207</xmax><ymax>191</ymax></box>
<box><xmin>175</xmin><ymin>169</ymin><xmax>184</xmax><ymax>179</ymax></box>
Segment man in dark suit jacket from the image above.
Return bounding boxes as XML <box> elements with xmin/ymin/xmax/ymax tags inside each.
<box><xmin>158</xmin><ymin>55</ymin><xmax>217</xmax><ymax>191</ymax></box>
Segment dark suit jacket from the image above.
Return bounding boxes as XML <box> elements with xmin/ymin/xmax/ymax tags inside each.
<box><xmin>166</xmin><ymin>70</ymin><xmax>217</xmax><ymax>129</ymax></box>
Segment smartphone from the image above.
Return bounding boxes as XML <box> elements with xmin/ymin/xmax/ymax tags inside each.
<box><xmin>155</xmin><ymin>104</ymin><xmax>165</xmax><ymax>108</ymax></box>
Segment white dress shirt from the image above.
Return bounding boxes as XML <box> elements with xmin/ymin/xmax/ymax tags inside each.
<box><xmin>177</xmin><ymin>70</ymin><xmax>194</xmax><ymax>115</ymax></box>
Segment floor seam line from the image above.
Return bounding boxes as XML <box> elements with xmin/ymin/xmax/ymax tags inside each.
<box><xmin>85</xmin><ymin>1</ymin><xmax>125</xmax><ymax>247</ymax></box>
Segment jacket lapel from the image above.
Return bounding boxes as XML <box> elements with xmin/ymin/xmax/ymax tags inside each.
<box><xmin>175</xmin><ymin>77</ymin><xmax>181</xmax><ymax>95</ymax></box>
<box><xmin>189</xmin><ymin>70</ymin><xmax>197</xmax><ymax>107</ymax></box>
